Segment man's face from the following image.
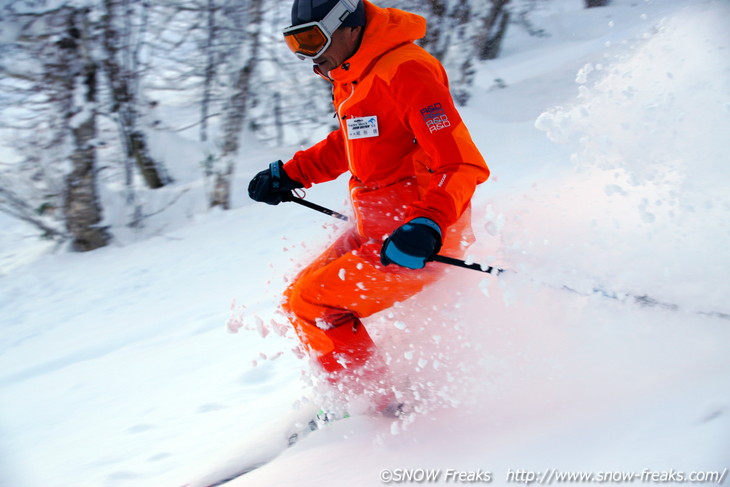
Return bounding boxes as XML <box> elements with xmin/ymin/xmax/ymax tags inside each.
<box><xmin>313</xmin><ymin>26</ymin><xmax>362</xmax><ymax>74</ymax></box>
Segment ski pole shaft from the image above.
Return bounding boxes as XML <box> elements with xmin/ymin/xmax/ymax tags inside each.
<box><xmin>284</xmin><ymin>194</ymin><xmax>349</xmax><ymax>221</ymax></box>
<box><xmin>432</xmin><ymin>255</ymin><xmax>505</xmax><ymax>275</ymax></box>
<box><xmin>284</xmin><ymin>195</ymin><xmax>504</xmax><ymax>275</ymax></box>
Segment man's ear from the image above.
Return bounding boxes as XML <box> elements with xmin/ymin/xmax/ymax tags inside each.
<box><xmin>349</xmin><ymin>25</ymin><xmax>364</xmax><ymax>48</ymax></box>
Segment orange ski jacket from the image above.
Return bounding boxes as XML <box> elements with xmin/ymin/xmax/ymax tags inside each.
<box><xmin>284</xmin><ymin>1</ymin><xmax>489</xmax><ymax>246</ymax></box>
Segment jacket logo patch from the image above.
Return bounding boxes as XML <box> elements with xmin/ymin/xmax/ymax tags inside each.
<box><xmin>420</xmin><ymin>103</ymin><xmax>451</xmax><ymax>133</ymax></box>
<box><xmin>346</xmin><ymin>116</ymin><xmax>379</xmax><ymax>139</ymax></box>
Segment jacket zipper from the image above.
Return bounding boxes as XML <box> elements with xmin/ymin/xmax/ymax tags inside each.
<box><xmin>337</xmin><ymin>82</ymin><xmax>357</xmax><ymax>174</ymax></box>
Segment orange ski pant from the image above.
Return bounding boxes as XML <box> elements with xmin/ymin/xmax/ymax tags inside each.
<box><xmin>282</xmin><ymin>228</ymin><xmax>443</xmax><ymax>375</ymax></box>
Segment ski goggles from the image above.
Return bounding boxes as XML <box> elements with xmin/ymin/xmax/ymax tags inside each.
<box><xmin>283</xmin><ymin>0</ymin><xmax>360</xmax><ymax>60</ymax></box>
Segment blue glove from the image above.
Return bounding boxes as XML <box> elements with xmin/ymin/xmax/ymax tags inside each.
<box><xmin>380</xmin><ymin>218</ymin><xmax>442</xmax><ymax>269</ymax></box>
<box><xmin>248</xmin><ymin>160</ymin><xmax>303</xmax><ymax>205</ymax></box>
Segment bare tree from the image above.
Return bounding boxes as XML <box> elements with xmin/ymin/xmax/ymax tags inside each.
<box><xmin>477</xmin><ymin>0</ymin><xmax>511</xmax><ymax>61</ymax></box>
<box><xmin>200</xmin><ymin>0</ymin><xmax>217</xmax><ymax>144</ymax></box>
<box><xmin>411</xmin><ymin>0</ymin><xmax>510</xmax><ymax>105</ymax></box>
<box><xmin>418</xmin><ymin>0</ymin><xmax>450</xmax><ymax>60</ymax></box>
<box><xmin>0</xmin><ymin>5</ymin><xmax>69</xmax><ymax>241</ymax></box>
<box><xmin>210</xmin><ymin>0</ymin><xmax>264</xmax><ymax>209</ymax></box>
<box><xmin>101</xmin><ymin>0</ymin><xmax>171</xmax><ymax>190</ymax></box>
<box><xmin>58</xmin><ymin>9</ymin><xmax>110</xmax><ymax>251</ymax></box>
<box><xmin>1</xmin><ymin>4</ymin><xmax>109</xmax><ymax>249</ymax></box>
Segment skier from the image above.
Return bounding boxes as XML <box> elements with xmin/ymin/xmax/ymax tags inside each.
<box><xmin>248</xmin><ymin>0</ymin><xmax>489</xmax><ymax>414</ymax></box>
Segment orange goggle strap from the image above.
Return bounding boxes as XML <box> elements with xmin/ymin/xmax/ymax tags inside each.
<box><xmin>283</xmin><ymin>0</ymin><xmax>360</xmax><ymax>59</ymax></box>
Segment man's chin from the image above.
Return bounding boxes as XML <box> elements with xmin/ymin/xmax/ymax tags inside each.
<box><xmin>316</xmin><ymin>56</ymin><xmax>335</xmax><ymax>66</ymax></box>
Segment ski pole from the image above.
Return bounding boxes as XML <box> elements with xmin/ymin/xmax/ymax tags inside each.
<box><xmin>283</xmin><ymin>193</ymin><xmax>349</xmax><ymax>221</ymax></box>
<box><xmin>284</xmin><ymin>194</ymin><xmax>505</xmax><ymax>275</ymax></box>
<box><xmin>281</xmin><ymin>196</ymin><xmax>730</xmax><ymax>317</ymax></box>
<box><xmin>432</xmin><ymin>255</ymin><xmax>504</xmax><ymax>276</ymax></box>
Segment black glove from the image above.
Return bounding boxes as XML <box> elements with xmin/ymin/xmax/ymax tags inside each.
<box><xmin>248</xmin><ymin>160</ymin><xmax>304</xmax><ymax>205</ymax></box>
<box><xmin>380</xmin><ymin>218</ymin><xmax>442</xmax><ymax>269</ymax></box>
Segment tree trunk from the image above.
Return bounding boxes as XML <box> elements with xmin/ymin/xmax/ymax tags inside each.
<box><xmin>128</xmin><ymin>129</ymin><xmax>165</xmax><ymax>188</ymax></box>
<box><xmin>102</xmin><ymin>0</ymin><xmax>169</xmax><ymax>190</ymax></box>
<box><xmin>477</xmin><ymin>0</ymin><xmax>511</xmax><ymax>61</ymax></box>
<box><xmin>210</xmin><ymin>61</ymin><xmax>254</xmax><ymax>209</ymax></box>
<box><xmin>211</xmin><ymin>0</ymin><xmax>263</xmax><ymax>209</ymax></box>
<box><xmin>420</xmin><ymin>0</ymin><xmax>450</xmax><ymax>60</ymax></box>
<box><xmin>586</xmin><ymin>0</ymin><xmax>610</xmax><ymax>7</ymax></box>
<box><xmin>200</xmin><ymin>0</ymin><xmax>216</xmax><ymax>144</ymax></box>
<box><xmin>61</xmin><ymin>16</ymin><xmax>110</xmax><ymax>252</ymax></box>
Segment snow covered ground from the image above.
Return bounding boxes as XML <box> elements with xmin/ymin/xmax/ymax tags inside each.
<box><xmin>1</xmin><ymin>0</ymin><xmax>729</xmax><ymax>486</ymax></box>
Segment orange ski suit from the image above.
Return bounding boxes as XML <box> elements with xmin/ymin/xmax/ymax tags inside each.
<box><xmin>281</xmin><ymin>1</ymin><xmax>489</xmax><ymax>381</ymax></box>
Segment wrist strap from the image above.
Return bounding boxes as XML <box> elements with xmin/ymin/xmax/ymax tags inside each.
<box><xmin>269</xmin><ymin>160</ymin><xmax>282</xmax><ymax>190</ymax></box>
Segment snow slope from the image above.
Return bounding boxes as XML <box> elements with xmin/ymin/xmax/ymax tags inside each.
<box><xmin>1</xmin><ymin>1</ymin><xmax>729</xmax><ymax>486</ymax></box>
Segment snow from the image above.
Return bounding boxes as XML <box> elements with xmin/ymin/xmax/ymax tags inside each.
<box><xmin>2</xmin><ymin>0</ymin><xmax>730</xmax><ymax>486</ymax></box>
